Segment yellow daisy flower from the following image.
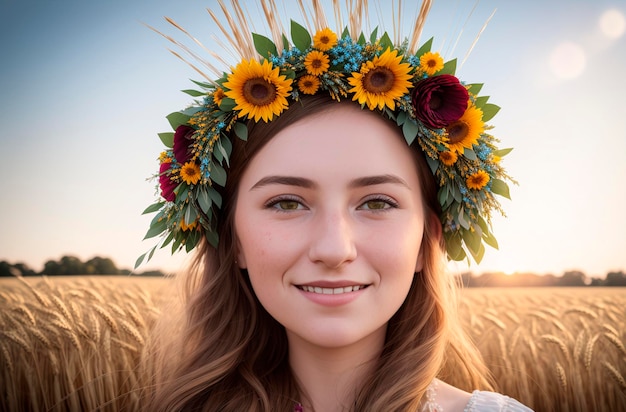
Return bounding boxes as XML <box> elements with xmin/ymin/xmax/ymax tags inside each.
<box><xmin>420</xmin><ymin>51</ymin><xmax>444</xmax><ymax>76</ymax></box>
<box><xmin>304</xmin><ymin>50</ymin><xmax>330</xmax><ymax>75</ymax></box>
<box><xmin>298</xmin><ymin>75</ymin><xmax>321</xmax><ymax>95</ymax></box>
<box><xmin>445</xmin><ymin>105</ymin><xmax>484</xmax><ymax>154</ymax></box>
<box><xmin>348</xmin><ymin>48</ymin><xmax>413</xmax><ymax>111</ymax></box>
<box><xmin>159</xmin><ymin>151</ymin><xmax>171</xmax><ymax>163</ymax></box>
<box><xmin>439</xmin><ymin>150</ymin><xmax>458</xmax><ymax>166</ymax></box>
<box><xmin>180</xmin><ymin>161</ymin><xmax>201</xmax><ymax>185</ymax></box>
<box><xmin>223</xmin><ymin>58</ymin><xmax>293</xmax><ymax>122</ymax></box>
<box><xmin>466</xmin><ymin>170</ymin><xmax>490</xmax><ymax>190</ymax></box>
<box><xmin>313</xmin><ymin>28</ymin><xmax>338</xmax><ymax>51</ymax></box>
<box><xmin>213</xmin><ymin>87</ymin><xmax>225</xmax><ymax>106</ymax></box>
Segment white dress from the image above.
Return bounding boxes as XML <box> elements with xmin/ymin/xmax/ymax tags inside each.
<box><xmin>422</xmin><ymin>380</ymin><xmax>534</xmax><ymax>412</ymax></box>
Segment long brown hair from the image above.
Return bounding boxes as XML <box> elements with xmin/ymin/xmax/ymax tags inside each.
<box><xmin>143</xmin><ymin>94</ymin><xmax>493</xmax><ymax>411</ymax></box>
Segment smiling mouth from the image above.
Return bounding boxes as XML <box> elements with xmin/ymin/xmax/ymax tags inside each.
<box><xmin>296</xmin><ymin>285</ymin><xmax>369</xmax><ymax>295</ymax></box>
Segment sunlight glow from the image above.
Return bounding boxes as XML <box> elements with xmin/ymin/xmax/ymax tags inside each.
<box><xmin>600</xmin><ymin>9</ymin><xmax>626</xmax><ymax>39</ymax></box>
<box><xmin>549</xmin><ymin>42</ymin><xmax>586</xmax><ymax>79</ymax></box>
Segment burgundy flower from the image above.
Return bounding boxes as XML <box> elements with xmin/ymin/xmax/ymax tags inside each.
<box><xmin>411</xmin><ymin>74</ymin><xmax>469</xmax><ymax>129</ymax></box>
<box><xmin>173</xmin><ymin>125</ymin><xmax>195</xmax><ymax>164</ymax></box>
<box><xmin>159</xmin><ymin>162</ymin><xmax>176</xmax><ymax>202</ymax></box>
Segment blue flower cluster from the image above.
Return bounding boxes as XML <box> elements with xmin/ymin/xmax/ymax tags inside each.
<box><xmin>329</xmin><ymin>37</ymin><xmax>364</xmax><ymax>72</ymax></box>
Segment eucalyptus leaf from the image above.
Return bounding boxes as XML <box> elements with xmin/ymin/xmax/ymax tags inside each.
<box><xmin>186</xmin><ymin>230</ymin><xmax>200</xmax><ymax>252</ymax></box>
<box><xmin>468</xmin><ymin>241</ymin><xmax>485</xmax><ymax>263</ymax></box>
<box><xmin>462</xmin><ymin>228</ymin><xmax>482</xmax><ymax>254</ymax></box>
<box><xmin>402</xmin><ymin>119</ymin><xmax>419</xmax><ymax>145</ymax></box>
<box><xmin>462</xmin><ymin>148</ymin><xmax>477</xmax><ymax>161</ymax></box>
<box><xmin>171</xmin><ymin>233</ymin><xmax>184</xmax><ymax>254</ymax></box>
<box><xmin>211</xmin><ymin>162</ymin><xmax>227</xmax><ymax>187</ymax></box>
<box><xmin>134</xmin><ymin>252</ymin><xmax>147</xmax><ymax>269</ymax></box>
<box><xmin>166</xmin><ymin>112</ymin><xmax>191</xmax><ymax>130</ymax></box>
<box><xmin>142</xmin><ymin>202</ymin><xmax>164</xmax><ymax>215</ymax></box>
<box><xmin>396</xmin><ymin>110</ymin><xmax>407</xmax><ymax>126</ymax></box>
<box><xmin>181</xmin><ymin>89</ymin><xmax>205</xmax><ymax>97</ymax></box>
<box><xmin>144</xmin><ymin>219</ymin><xmax>167</xmax><ymax>240</ymax></box>
<box><xmin>208</xmin><ymin>186</ymin><xmax>223</xmax><ymax>208</ymax></box>
<box><xmin>160</xmin><ymin>230</ymin><xmax>176</xmax><ymax>249</ymax></box>
<box><xmin>466</xmin><ymin>83</ymin><xmax>484</xmax><ymax>95</ymax></box>
<box><xmin>445</xmin><ymin>232</ymin><xmax>466</xmax><ymax>261</ymax></box>
<box><xmin>458</xmin><ymin>208</ymin><xmax>470</xmax><ymax>230</ymax></box>
<box><xmin>182</xmin><ymin>106</ymin><xmax>202</xmax><ymax>116</ymax></box>
<box><xmin>197</xmin><ymin>188</ymin><xmax>212</xmax><ymax>214</ymax></box>
<box><xmin>190</xmin><ymin>79</ymin><xmax>212</xmax><ymax>89</ymax></box>
<box><xmin>158</xmin><ymin>132</ymin><xmax>174</xmax><ymax>148</ymax></box>
<box><xmin>426</xmin><ymin>156</ymin><xmax>439</xmax><ymax>174</ymax></box>
<box><xmin>220</xmin><ymin>135</ymin><xmax>233</xmax><ymax>158</ymax></box>
<box><xmin>492</xmin><ymin>147</ymin><xmax>513</xmax><ymax>157</ymax></box>
<box><xmin>481</xmin><ymin>103</ymin><xmax>500</xmax><ymax>122</ymax></box>
<box><xmin>252</xmin><ymin>32</ymin><xmax>278</xmax><ymax>57</ymax></box>
<box><xmin>234</xmin><ymin>122</ymin><xmax>248</xmax><ymax>141</ymax></box>
<box><xmin>483</xmin><ymin>230</ymin><xmax>499</xmax><ymax>249</ymax></box>
<box><xmin>147</xmin><ymin>244</ymin><xmax>157</xmax><ymax>261</ymax></box>
<box><xmin>490</xmin><ymin>179</ymin><xmax>511</xmax><ymax>199</ymax></box>
<box><xmin>438</xmin><ymin>187</ymin><xmax>448</xmax><ymax>205</ymax></box>
<box><xmin>206</xmin><ymin>229</ymin><xmax>219</xmax><ymax>248</ymax></box>
<box><xmin>439</xmin><ymin>58</ymin><xmax>457</xmax><ymax>75</ymax></box>
<box><xmin>216</xmin><ymin>140</ymin><xmax>229</xmax><ymax>167</ymax></box>
<box><xmin>290</xmin><ymin>20</ymin><xmax>311</xmax><ymax>51</ymax></box>
<box><xmin>414</xmin><ymin>37</ymin><xmax>433</xmax><ymax>58</ymax></box>
<box><xmin>184</xmin><ymin>205</ymin><xmax>197</xmax><ymax>227</ymax></box>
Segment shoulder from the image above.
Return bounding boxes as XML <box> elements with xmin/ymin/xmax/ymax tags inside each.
<box><xmin>429</xmin><ymin>380</ymin><xmax>533</xmax><ymax>412</ymax></box>
<box><xmin>464</xmin><ymin>390</ymin><xmax>534</xmax><ymax>412</ymax></box>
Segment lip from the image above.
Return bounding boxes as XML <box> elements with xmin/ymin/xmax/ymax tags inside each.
<box><xmin>295</xmin><ymin>281</ymin><xmax>369</xmax><ymax>307</ymax></box>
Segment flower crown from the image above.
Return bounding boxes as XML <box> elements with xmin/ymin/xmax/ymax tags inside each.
<box><xmin>138</xmin><ymin>13</ymin><xmax>514</xmax><ymax>268</ymax></box>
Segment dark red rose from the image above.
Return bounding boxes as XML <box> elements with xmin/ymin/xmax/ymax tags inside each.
<box><xmin>411</xmin><ymin>74</ymin><xmax>469</xmax><ymax>129</ymax></box>
<box><xmin>173</xmin><ymin>125</ymin><xmax>195</xmax><ymax>164</ymax></box>
<box><xmin>159</xmin><ymin>162</ymin><xmax>176</xmax><ymax>202</ymax></box>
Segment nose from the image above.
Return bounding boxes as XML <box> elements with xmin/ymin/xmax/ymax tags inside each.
<box><xmin>308</xmin><ymin>209</ymin><xmax>357</xmax><ymax>269</ymax></box>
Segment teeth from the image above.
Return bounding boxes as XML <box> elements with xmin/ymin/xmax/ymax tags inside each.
<box><xmin>301</xmin><ymin>285</ymin><xmax>364</xmax><ymax>294</ymax></box>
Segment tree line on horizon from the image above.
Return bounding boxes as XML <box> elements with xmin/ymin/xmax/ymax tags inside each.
<box><xmin>1</xmin><ymin>255</ymin><xmax>625</xmax><ymax>286</ymax></box>
<box><xmin>0</xmin><ymin>256</ymin><xmax>164</xmax><ymax>278</ymax></box>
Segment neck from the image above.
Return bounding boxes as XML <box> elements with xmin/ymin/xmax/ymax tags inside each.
<box><xmin>287</xmin><ymin>328</ymin><xmax>385</xmax><ymax>412</ymax></box>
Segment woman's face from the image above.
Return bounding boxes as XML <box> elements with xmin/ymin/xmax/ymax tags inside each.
<box><xmin>234</xmin><ymin>104</ymin><xmax>426</xmax><ymax>350</ymax></box>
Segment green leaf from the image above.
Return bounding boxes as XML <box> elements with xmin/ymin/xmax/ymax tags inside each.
<box><xmin>357</xmin><ymin>32</ymin><xmax>366</xmax><ymax>45</ymax></box>
<box><xmin>197</xmin><ymin>188</ymin><xmax>212</xmax><ymax>214</ymax></box>
<box><xmin>445</xmin><ymin>232</ymin><xmax>466</xmax><ymax>261</ymax></box>
<box><xmin>426</xmin><ymin>156</ymin><xmax>439</xmax><ymax>174</ymax></box>
<box><xmin>206</xmin><ymin>229</ymin><xmax>219</xmax><ymax>248</ymax></box>
<box><xmin>182</xmin><ymin>106</ymin><xmax>202</xmax><ymax>116</ymax></box>
<box><xmin>438</xmin><ymin>187</ymin><xmax>448</xmax><ymax>206</ymax></box>
<box><xmin>185</xmin><ymin>230</ymin><xmax>200</xmax><ymax>252</ymax></box>
<box><xmin>190</xmin><ymin>79</ymin><xmax>212</xmax><ymax>89</ymax></box>
<box><xmin>414</xmin><ymin>37</ymin><xmax>433</xmax><ymax>57</ymax></box>
<box><xmin>396</xmin><ymin>110</ymin><xmax>407</xmax><ymax>126</ymax></box>
<box><xmin>473</xmin><ymin>96</ymin><xmax>489</xmax><ymax>109</ymax></box>
<box><xmin>253</xmin><ymin>32</ymin><xmax>278</xmax><ymax>57</ymax></box>
<box><xmin>184</xmin><ymin>205</ymin><xmax>197</xmax><ymax>227</ymax></box>
<box><xmin>481</xmin><ymin>103</ymin><xmax>500</xmax><ymax>122</ymax></box>
<box><xmin>134</xmin><ymin>252</ymin><xmax>147</xmax><ymax>269</ymax></box>
<box><xmin>290</xmin><ymin>20</ymin><xmax>311</xmax><ymax>51</ymax></box>
<box><xmin>483</xmin><ymin>229</ymin><xmax>499</xmax><ymax>249</ymax></box>
<box><xmin>369</xmin><ymin>27</ymin><xmax>378</xmax><ymax>43</ymax></box>
<box><xmin>220</xmin><ymin>135</ymin><xmax>232</xmax><ymax>158</ymax></box>
<box><xmin>171</xmin><ymin>233</ymin><xmax>184</xmax><ymax>254</ymax></box>
<box><xmin>462</xmin><ymin>228</ymin><xmax>482</xmax><ymax>254</ymax></box>
<box><xmin>143</xmin><ymin>219</ymin><xmax>167</xmax><ymax>240</ymax></box>
<box><xmin>142</xmin><ymin>202</ymin><xmax>164</xmax><ymax>215</ymax></box>
<box><xmin>160</xmin><ymin>230</ymin><xmax>176</xmax><ymax>249</ymax></box>
<box><xmin>402</xmin><ymin>119</ymin><xmax>419</xmax><ymax>145</ymax></box>
<box><xmin>492</xmin><ymin>147</ymin><xmax>513</xmax><ymax>157</ymax></box>
<box><xmin>341</xmin><ymin>27</ymin><xmax>350</xmax><ymax>38</ymax></box>
<box><xmin>216</xmin><ymin>140</ymin><xmax>229</xmax><ymax>167</ymax></box>
<box><xmin>234</xmin><ymin>122</ymin><xmax>248</xmax><ymax>141</ymax></box>
<box><xmin>208</xmin><ymin>186</ymin><xmax>223</xmax><ymax>208</ymax></box>
<box><xmin>490</xmin><ymin>179</ymin><xmax>511</xmax><ymax>199</ymax></box>
<box><xmin>211</xmin><ymin>162</ymin><xmax>227</xmax><ymax>186</ymax></box>
<box><xmin>457</xmin><ymin>208</ymin><xmax>470</xmax><ymax>230</ymax></box>
<box><xmin>219</xmin><ymin>97</ymin><xmax>237</xmax><ymax>111</ymax></box>
<box><xmin>468</xmin><ymin>241</ymin><xmax>485</xmax><ymax>264</ymax></box>
<box><xmin>158</xmin><ymin>132</ymin><xmax>174</xmax><ymax>148</ymax></box>
<box><xmin>166</xmin><ymin>112</ymin><xmax>191</xmax><ymax>130</ymax></box>
<box><xmin>466</xmin><ymin>83</ymin><xmax>483</xmax><ymax>95</ymax></box>
<box><xmin>181</xmin><ymin>89</ymin><xmax>205</xmax><ymax>97</ymax></box>
<box><xmin>439</xmin><ymin>58</ymin><xmax>457</xmax><ymax>75</ymax></box>
<box><xmin>462</xmin><ymin>148</ymin><xmax>477</xmax><ymax>161</ymax></box>
<box><xmin>379</xmin><ymin>32</ymin><xmax>392</xmax><ymax>51</ymax></box>
<box><xmin>282</xmin><ymin>33</ymin><xmax>290</xmax><ymax>51</ymax></box>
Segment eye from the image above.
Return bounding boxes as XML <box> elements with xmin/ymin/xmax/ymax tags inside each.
<box><xmin>358</xmin><ymin>195</ymin><xmax>398</xmax><ymax>211</ymax></box>
<box><xmin>265</xmin><ymin>196</ymin><xmax>307</xmax><ymax>212</ymax></box>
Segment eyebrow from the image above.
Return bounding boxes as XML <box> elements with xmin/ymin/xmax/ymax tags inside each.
<box><xmin>250</xmin><ymin>174</ymin><xmax>410</xmax><ymax>191</ymax></box>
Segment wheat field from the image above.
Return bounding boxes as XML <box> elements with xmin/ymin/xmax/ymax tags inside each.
<box><xmin>0</xmin><ymin>276</ymin><xmax>624</xmax><ymax>411</ymax></box>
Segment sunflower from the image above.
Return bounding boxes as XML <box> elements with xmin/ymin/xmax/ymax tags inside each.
<box><xmin>439</xmin><ymin>150</ymin><xmax>458</xmax><ymax>166</ymax></box>
<box><xmin>419</xmin><ymin>51</ymin><xmax>444</xmax><ymax>76</ymax></box>
<box><xmin>213</xmin><ymin>87</ymin><xmax>225</xmax><ymax>106</ymax></box>
<box><xmin>180</xmin><ymin>161</ymin><xmax>201</xmax><ymax>185</ymax></box>
<box><xmin>313</xmin><ymin>28</ymin><xmax>338</xmax><ymax>51</ymax></box>
<box><xmin>223</xmin><ymin>59</ymin><xmax>293</xmax><ymax>122</ymax></box>
<box><xmin>466</xmin><ymin>170</ymin><xmax>490</xmax><ymax>190</ymax></box>
<box><xmin>348</xmin><ymin>48</ymin><xmax>413</xmax><ymax>110</ymax></box>
<box><xmin>445</xmin><ymin>105</ymin><xmax>484</xmax><ymax>154</ymax></box>
<box><xmin>304</xmin><ymin>50</ymin><xmax>330</xmax><ymax>75</ymax></box>
<box><xmin>180</xmin><ymin>218</ymin><xmax>198</xmax><ymax>232</ymax></box>
<box><xmin>298</xmin><ymin>75</ymin><xmax>321</xmax><ymax>95</ymax></box>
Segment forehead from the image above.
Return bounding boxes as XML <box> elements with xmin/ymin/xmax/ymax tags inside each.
<box><xmin>241</xmin><ymin>104</ymin><xmax>419</xmax><ymax>182</ymax></box>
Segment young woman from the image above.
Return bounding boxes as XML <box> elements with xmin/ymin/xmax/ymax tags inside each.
<box><xmin>141</xmin><ymin>1</ymin><xmax>531</xmax><ymax>411</ymax></box>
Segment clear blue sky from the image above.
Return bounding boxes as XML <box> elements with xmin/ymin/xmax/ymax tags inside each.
<box><xmin>1</xmin><ymin>0</ymin><xmax>625</xmax><ymax>277</ymax></box>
